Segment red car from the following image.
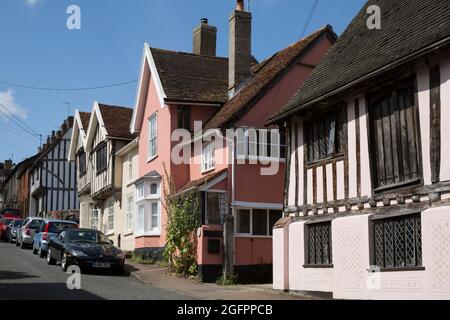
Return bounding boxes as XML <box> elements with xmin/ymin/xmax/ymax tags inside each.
<box><xmin>0</xmin><ymin>209</ymin><xmax>22</xmax><ymax>240</ymax></box>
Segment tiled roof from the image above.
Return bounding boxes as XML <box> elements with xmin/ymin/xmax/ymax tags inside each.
<box><xmin>203</xmin><ymin>25</ymin><xmax>336</xmax><ymax>131</ymax></box>
<box><xmin>178</xmin><ymin>169</ymin><xmax>227</xmax><ymax>193</ymax></box>
<box><xmin>270</xmin><ymin>0</ymin><xmax>450</xmax><ymax>122</ymax></box>
<box><xmin>97</xmin><ymin>104</ymin><xmax>134</xmax><ymax>140</ymax></box>
<box><xmin>79</xmin><ymin>112</ymin><xmax>91</xmax><ymax>130</ymax></box>
<box><xmin>151</xmin><ymin>48</ymin><xmax>229</xmax><ymax>104</ymax></box>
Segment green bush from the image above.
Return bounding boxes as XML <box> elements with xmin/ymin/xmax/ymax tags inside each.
<box><xmin>216</xmin><ymin>273</ymin><xmax>238</xmax><ymax>286</ymax></box>
<box><xmin>162</xmin><ymin>164</ymin><xmax>200</xmax><ymax>277</ymax></box>
<box><xmin>131</xmin><ymin>253</ymin><xmax>155</xmax><ymax>265</ymax></box>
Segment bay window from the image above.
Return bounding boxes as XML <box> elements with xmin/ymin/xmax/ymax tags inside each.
<box><xmin>136</xmin><ymin>180</ymin><xmax>161</xmax><ymax>236</ymax></box>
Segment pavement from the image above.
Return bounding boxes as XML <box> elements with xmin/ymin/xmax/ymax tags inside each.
<box><xmin>0</xmin><ymin>241</ymin><xmax>314</xmax><ymax>300</ymax></box>
<box><xmin>127</xmin><ymin>261</ymin><xmax>314</xmax><ymax>300</ymax></box>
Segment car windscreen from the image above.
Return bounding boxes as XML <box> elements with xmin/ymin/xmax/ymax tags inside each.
<box><xmin>49</xmin><ymin>222</ymin><xmax>76</xmax><ymax>233</ymax></box>
<box><xmin>28</xmin><ymin>220</ymin><xmax>43</xmax><ymax>230</ymax></box>
<box><xmin>13</xmin><ymin>220</ymin><xmax>24</xmax><ymax>227</ymax></box>
<box><xmin>66</xmin><ymin>231</ymin><xmax>109</xmax><ymax>243</ymax></box>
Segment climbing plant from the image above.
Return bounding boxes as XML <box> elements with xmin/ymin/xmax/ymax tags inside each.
<box><xmin>162</xmin><ymin>164</ymin><xmax>200</xmax><ymax>276</ymax></box>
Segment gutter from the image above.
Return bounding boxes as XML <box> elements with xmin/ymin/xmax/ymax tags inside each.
<box><xmin>268</xmin><ymin>36</ymin><xmax>450</xmax><ymax>124</ymax></box>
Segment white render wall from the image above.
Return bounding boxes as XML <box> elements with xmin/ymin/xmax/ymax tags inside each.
<box><xmin>275</xmin><ymin>206</ymin><xmax>450</xmax><ymax>299</ymax></box>
<box><xmin>287</xmin><ymin>221</ymin><xmax>334</xmax><ymax>292</ymax></box>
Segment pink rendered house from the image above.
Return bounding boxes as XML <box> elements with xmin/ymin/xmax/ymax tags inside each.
<box><xmin>130</xmin><ymin>0</ymin><xmax>335</xmax><ymax>282</ymax></box>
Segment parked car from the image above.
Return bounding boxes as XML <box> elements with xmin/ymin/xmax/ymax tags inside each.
<box><xmin>47</xmin><ymin>229</ymin><xmax>125</xmax><ymax>274</ymax></box>
<box><xmin>0</xmin><ymin>218</ymin><xmax>15</xmax><ymax>240</ymax></box>
<box><xmin>0</xmin><ymin>209</ymin><xmax>21</xmax><ymax>240</ymax></box>
<box><xmin>0</xmin><ymin>208</ymin><xmax>22</xmax><ymax>218</ymax></box>
<box><xmin>16</xmin><ymin>217</ymin><xmax>43</xmax><ymax>249</ymax></box>
<box><xmin>33</xmin><ymin>219</ymin><xmax>78</xmax><ymax>258</ymax></box>
<box><xmin>7</xmin><ymin>219</ymin><xmax>24</xmax><ymax>243</ymax></box>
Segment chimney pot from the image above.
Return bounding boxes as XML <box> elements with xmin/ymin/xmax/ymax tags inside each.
<box><xmin>201</xmin><ymin>18</ymin><xmax>208</xmax><ymax>24</ymax></box>
<box><xmin>237</xmin><ymin>0</ymin><xmax>245</xmax><ymax>11</ymax></box>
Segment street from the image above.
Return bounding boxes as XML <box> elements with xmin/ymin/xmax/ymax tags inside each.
<box><xmin>0</xmin><ymin>242</ymin><xmax>190</xmax><ymax>300</ymax></box>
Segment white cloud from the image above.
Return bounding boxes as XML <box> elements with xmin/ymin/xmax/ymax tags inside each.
<box><xmin>0</xmin><ymin>89</ymin><xmax>27</xmax><ymax>120</ymax></box>
<box><xmin>25</xmin><ymin>0</ymin><xmax>40</xmax><ymax>7</ymax></box>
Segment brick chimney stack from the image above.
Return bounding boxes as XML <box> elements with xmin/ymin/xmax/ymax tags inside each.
<box><xmin>4</xmin><ymin>159</ymin><xmax>13</xmax><ymax>170</ymax></box>
<box><xmin>193</xmin><ymin>18</ymin><xmax>217</xmax><ymax>56</ymax></box>
<box><xmin>228</xmin><ymin>0</ymin><xmax>252</xmax><ymax>97</ymax></box>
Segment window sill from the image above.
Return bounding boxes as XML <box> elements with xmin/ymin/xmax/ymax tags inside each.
<box><xmin>123</xmin><ymin>231</ymin><xmax>134</xmax><ymax>237</ymax></box>
<box><xmin>96</xmin><ymin>168</ymin><xmax>107</xmax><ymax>176</ymax></box>
<box><xmin>236</xmin><ymin>156</ymin><xmax>286</xmax><ymax>163</ymax></box>
<box><xmin>201</xmin><ymin>168</ymin><xmax>215</xmax><ymax>175</ymax></box>
<box><xmin>303</xmin><ymin>264</ymin><xmax>334</xmax><ymax>269</ymax></box>
<box><xmin>147</xmin><ymin>155</ymin><xmax>158</xmax><ymax>163</ymax></box>
<box><xmin>373</xmin><ymin>178</ymin><xmax>421</xmax><ymax>194</ymax></box>
<box><xmin>135</xmin><ymin>232</ymin><xmax>161</xmax><ymax>238</ymax></box>
<box><xmin>370</xmin><ymin>266</ymin><xmax>425</xmax><ymax>273</ymax></box>
<box><xmin>235</xmin><ymin>234</ymin><xmax>272</xmax><ymax>239</ymax></box>
<box><xmin>306</xmin><ymin>154</ymin><xmax>345</xmax><ymax>168</ymax></box>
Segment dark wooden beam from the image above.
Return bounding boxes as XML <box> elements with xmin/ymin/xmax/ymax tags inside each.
<box><xmin>430</xmin><ymin>64</ymin><xmax>441</xmax><ymax>184</ymax></box>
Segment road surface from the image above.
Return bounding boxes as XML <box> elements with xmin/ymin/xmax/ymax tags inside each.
<box><xmin>0</xmin><ymin>241</ymin><xmax>190</xmax><ymax>300</ymax></box>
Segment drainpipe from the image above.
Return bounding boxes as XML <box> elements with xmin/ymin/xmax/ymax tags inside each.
<box><xmin>223</xmin><ymin>135</ymin><xmax>235</xmax><ymax>276</ymax></box>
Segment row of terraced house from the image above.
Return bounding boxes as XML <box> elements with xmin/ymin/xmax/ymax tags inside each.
<box><xmin>2</xmin><ymin>0</ymin><xmax>450</xmax><ymax>299</ymax></box>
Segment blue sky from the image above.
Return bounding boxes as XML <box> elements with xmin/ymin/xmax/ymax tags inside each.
<box><xmin>0</xmin><ymin>0</ymin><xmax>366</xmax><ymax>162</ymax></box>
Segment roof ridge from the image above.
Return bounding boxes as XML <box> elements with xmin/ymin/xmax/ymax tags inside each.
<box><xmin>150</xmin><ymin>47</ymin><xmax>228</xmax><ymax>61</ymax></box>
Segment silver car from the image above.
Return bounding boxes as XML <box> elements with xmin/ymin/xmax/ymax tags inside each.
<box><xmin>16</xmin><ymin>217</ymin><xmax>43</xmax><ymax>249</ymax></box>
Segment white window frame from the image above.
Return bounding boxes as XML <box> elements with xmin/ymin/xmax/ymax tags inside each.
<box><xmin>126</xmin><ymin>194</ymin><xmax>134</xmax><ymax>232</ymax></box>
<box><xmin>128</xmin><ymin>153</ymin><xmax>133</xmax><ymax>183</ymax></box>
<box><xmin>235</xmin><ymin>128</ymin><xmax>286</xmax><ymax>162</ymax></box>
<box><xmin>202</xmin><ymin>142</ymin><xmax>215</xmax><ymax>173</ymax></box>
<box><xmin>147</xmin><ymin>113</ymin><xmax>158</xmax><ymax>161</ymax></box>
<box><xmin>90</xmin><ymin>207</ymin><xmax>99</xmax><ymax>231</ymax></box>
<box><xmin>235</xmin><ymin>207</ymin><xmax>282</xmax><ymax>238</ymax></box>
<box><xmin>135</xmin><ymin>180</ymin><xmax>161</xmax><ymax>236</ymax></box>
<box><xmin>107</xmin><ymin>201</ymin><xmax>114</xmax><ymax>233</ymax></box>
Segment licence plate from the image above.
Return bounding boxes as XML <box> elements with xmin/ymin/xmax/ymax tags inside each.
<box><xmin>93</xmin><ymin>262</ymin><xmax>111</xmax><ymax>268</ymax></box>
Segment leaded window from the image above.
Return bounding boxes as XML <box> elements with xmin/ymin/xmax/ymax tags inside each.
<box><xmin>374</xmin><ymin>213</ymin><xmax>422</xmax><ymax>269</ymax></box>
<box><xmin>368</xmin><ymin>78</ymin><xmax>421</xmax><ymax>191</ymax></box>
<box><xmin>306</xmin><ymin>107</ymin><xmax>345</xmax><ymax>163</ymax></box>
<box><xmin>307</xmin><ymin>222</ymin><xmax>332</xmax><ymax>266</ymax></box>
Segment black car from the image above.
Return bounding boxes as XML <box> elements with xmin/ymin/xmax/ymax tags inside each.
<box><xmin>47</xmin><ymin>229</ymin><xmax>125</xmax><ymax>274</ymax></box>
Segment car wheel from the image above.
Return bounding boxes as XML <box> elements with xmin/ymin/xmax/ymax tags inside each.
<box><xmin>47</xmin><ymin>249</ymin><xmax>56</xmax><ymax>265</ymax></box>
<box><xmin>38</xmin><ymin>247</ymin><xmax>46</xmax><ymax>258</ymax></box>
<box><xmin>61</xmin><ymin>252</ymin><xmax>69</xmax><ymax>272</ymax></box>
